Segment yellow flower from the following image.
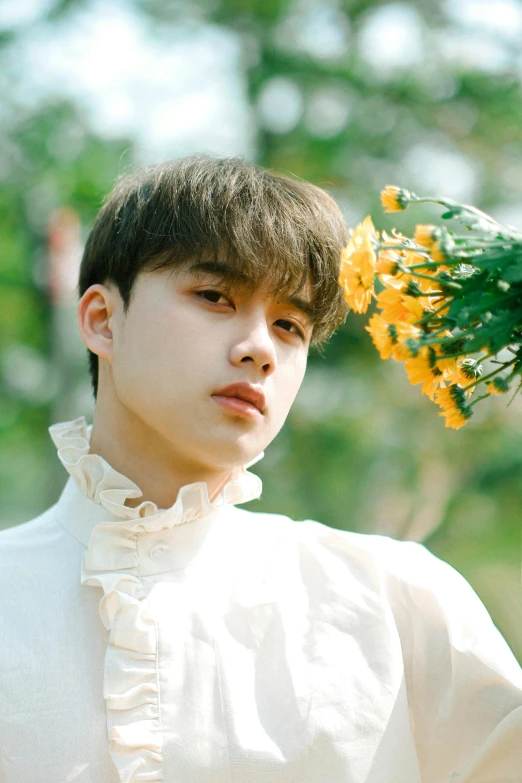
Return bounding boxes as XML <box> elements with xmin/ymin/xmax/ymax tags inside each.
<box><xmin>376</xmin><ymin>285</ymin><xmax>405</xmax><ymax>323</ymax></box>
<box><xmin>403</xmin><ymin>249</ymin><xmax>431</xmax><ymax>267</ymax></box>
<box><xmin>431</xmin><ymin>240</ymin><xmax>448</xmax><ymax>263</ymax></box>
<box><xmin>400</xmin><ymin>250</ymin><xmax>438</xmax><ymax>294</ymax></box>
<box><xmin>340</xmin><ymin>267</ymin><xmax>375</xmax><ymax>313</ymax></box>
<box><xmin>442</xmin><ymin>360</ymin><xmax>475</xmax><ymax>397</ymax></box>
<box><xmin>339</xmin><ymin>216</ymin><xmax>377</xmax><ymax>314</ymax></box>
<box><xmin>434</xmin><ymin>385</ymin><xmax>473</xmax><ymax>429</ymax></box>
<box><xmin>429</xmin><ymin>339</ymin><xmax>458</xmax><ymax>374</ymax></box>
<box><xmin>414</xmin><ymin>224</ymin><xmax>437</xmax><ymax>248</ymax></box>
<box><xmin>377</xmin><ymin>277</ymin><xmax>426</xmax><ymax>324</ymax></box>
<box><xmin>380</xmin><ymin>228</ymin><xmax>409</xmax><ymax>248</ymax></box>
<box><xmin>381</xmin><ymin>185</ymin><xmax>409</xmax><ymax>213</ymax></box>
<box><xmin>487</xmin><ymin>382</ymin><xmax>502</xmax><ymax>396</ymax></box>
<box><xmin>392</xmin><ymin>322</ymin><xmax>423</xmax><ymax>361</ymax></box>
<box><xmin>376</xmin><ymin>249</ymin><xmax>400</xmax><ymax>277</ymax></box>
<box><xmin>365</xmin><ymin>314</ymin><xmax>396</xmax><ymax>359</ymax></box>
<box><xmin>439</xmin><ymin>406</ymin><xmax>472</xmax><ymax>429</ymax></box>
<box><xmin>487</xmin><ymin>377</ymin><xmax>510</xmax><ymax>395</ymax></box>
<box><xmin>404</xmin><ymin>346</ymin><xmax>445</xmax><ymax>401</ymax></box>
<box><xmin>431</xmin><ymin>295</ymin><xmax>451</xmax><ymax>316</ymax></box>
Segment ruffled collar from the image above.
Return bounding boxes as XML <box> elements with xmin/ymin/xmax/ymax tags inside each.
<box><xmin>49</xmin><ymin>416</ymin><xmax>263</xmax><ymax>526</ymax></box>
<box><xmin>49</xmin><ymin>416</ymin><xmax>265</xmax><ymax>782</ymax></box>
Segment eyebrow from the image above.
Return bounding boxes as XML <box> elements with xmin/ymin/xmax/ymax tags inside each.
<box><xmin>186</xmin><ymin>260</ymin><xmax>317</xmax><ymax>326</ymax></box>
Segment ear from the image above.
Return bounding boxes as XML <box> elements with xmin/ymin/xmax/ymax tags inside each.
<box><xmin>77</xmin><ymin>284</ymin><xmax>119</xmax><ymax>362</ymax></box>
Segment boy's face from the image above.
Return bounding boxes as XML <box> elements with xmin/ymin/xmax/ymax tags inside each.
<box><xmin>91</xmin><ymin>261</ymin><xmax>313</xmax><ymax>472</ymax></box>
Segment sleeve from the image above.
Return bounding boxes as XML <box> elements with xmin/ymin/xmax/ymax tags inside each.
<box><xmin>385</xmin><ymin>539</ymin><xmax>522</xmax><ymax>783</ymax></box>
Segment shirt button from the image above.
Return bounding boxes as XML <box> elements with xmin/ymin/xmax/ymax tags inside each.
<box><xmin>149</xmin><ymin>542</ymin><xmax>171</xmax><ymax>560</ymax></box>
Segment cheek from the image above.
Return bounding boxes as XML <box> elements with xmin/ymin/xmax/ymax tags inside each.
<box><xmin>112</xmin><ymin>304</ymin><xmax>180</xmax><ymax>395</ymax></box>
<box><xmin>290</xmin><ymin>364</ymin><xmax>307</xmax><ymax>403</ymax></box>
<box><xmin>119</xmin><ymin>315</ymin><xmax>165</xmax><ymax>370</ymax></box>
<box><xmin>276</xmin><ymin>357</ymin><xmax>307</xmax><ymax>412</ymax></box>
<box><xmin>110</xmin><ymin>300</ymin><xmax>213</xmax><ymax>402</ymax></box>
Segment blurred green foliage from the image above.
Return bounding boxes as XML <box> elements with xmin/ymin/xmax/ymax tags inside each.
<box><xmin>1</xmin><ymin>0</ymin><xmax>521</xmax><ymax>660</ymax></box>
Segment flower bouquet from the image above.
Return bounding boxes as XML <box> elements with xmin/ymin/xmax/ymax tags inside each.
<box><xmin>339</xmin><ymin>186</ymin><xmax>522</xmax><ymax>429</ymax></box>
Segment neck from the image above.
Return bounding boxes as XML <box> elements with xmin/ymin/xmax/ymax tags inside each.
<box><xmin>89</xmin><ymin>399</ymin><xmax>236</xmax><ymax>511</ymax></box>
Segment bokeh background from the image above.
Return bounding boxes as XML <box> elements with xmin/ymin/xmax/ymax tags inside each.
<box><xmin>1</xmin><ymin>0</ymin><xmax>521</xmax><ymax>661</ymax></box>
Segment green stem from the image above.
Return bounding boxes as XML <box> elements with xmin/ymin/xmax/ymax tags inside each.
<box><xmin>378</xmin><ymin>244</ymin><xmax>463</xmax><ymax>265</ymax></box>
<box><xmin>414</xmin><ymin>299</ymin><xmax>452</xmax><ymax>324</ymax></box>
<box><xmin>420</xmin><ymin>291</ymin><xmax>522</xmax><ymax>328</ymax></box>
<box><xmin>432</xmin><ymin>350</ymin><xmax>496</xmax><ymax>363</ymax></box>
<box><xmin>409</xmin><ymin>196</ymin><xmax>501</xmax><ymax>225</ymax></box>
<box><xmin>395</xmin><ymin>266</ymin><xmax>462</xmax><ymax>289</ymax></box>
<box><xmin>425</xmin><ymin>326</ymin><xmax>451</xmax><ymax>340</ymax></box>
<box><xmin>406</xmin><ymin>195</ymin><xmax>521</xmax><ymax>239</ymax></box>
<box><xmin>396</xmin><ymin>267</ymin><xmax>444</xmax><ymax>285</ymax></box>
<box><xmin>404</xmin><ymin>261</ymin><xmax>444</xmax><ymax>271</ymax></box>
<box><xmin>454</xmin><ymin>240</ymin><xmax>522</xmax><ymax>249</ymax></box>
<box><xmin>507</xmin><ymin>378</ymin><xmax>522</xmax><ymax>407</ymax></box>
<box><xmin>415</xmin><ymin>292</ymin><xmax>444</xmax><ymax>298</ymax></box>
<box><xmin>409</xmin><ymin>196</ymin><xmax>458</xmax><ymax>208</ymax></box>
<box><xmin>470</xmin><ymin>393</ymin><xmax>490</xmax><ymax>408</ymax></box>
<box><xmin>461</xmin><ymin>362</ymin><xmax>512</xmax><ymax>392</ymax></box>
<box><xmin>378</xmin><ymin>244</ymin><xmax>429</xmax><ymax>256</ymax></box>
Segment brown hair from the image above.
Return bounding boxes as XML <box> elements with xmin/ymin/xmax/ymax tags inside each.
<box><xmin>78</xmin><ymin>154</ymin><xmax>349</xmax><ymax>397</ymax></box>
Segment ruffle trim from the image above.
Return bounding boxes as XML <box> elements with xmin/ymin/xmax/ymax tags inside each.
<box><xmin>49</xmin><ymin>416</ymin><xmax>263</xmax><ymax>522</ymax></box>
<box><xmin>81</xmin><ymin>569</ymin><xmax>163</xmax><ymax>782</ymax></box>
<box><xmin>50</xmin><ymin>416</ymin><xmax>264</xmax><ymax>782</ymax></box>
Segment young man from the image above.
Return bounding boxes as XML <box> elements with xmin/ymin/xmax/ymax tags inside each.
<box><xmin>1</xmin><ymin>155</ymin><xmax>521</xmax><ymax>783</ymax></box>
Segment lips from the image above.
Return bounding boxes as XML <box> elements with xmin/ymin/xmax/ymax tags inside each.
<box><xmin>212</xmin><ymin>383</ymin><xmax>266</xmax><ymax>414</ymax></box>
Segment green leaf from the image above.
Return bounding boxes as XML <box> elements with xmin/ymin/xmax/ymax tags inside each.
<box><xmin>504</xmin><ymin>263</ymin><xmax>522</xmax><ymax>283</ymax></box>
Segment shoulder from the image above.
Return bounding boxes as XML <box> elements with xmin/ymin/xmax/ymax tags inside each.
<box><xmin>233</xmin><ymin>504</ymin><xmax>419</xmax><ymax>562</ymax></box>
<box><xmin>234</xmin><ymin>507</ymin><xmax>488</xmax><ymax>612</ymax></box>
<box><xmin>298</xmin><ymin>520</ymin><xmax>522</xmax><ymax>675</ymax></box>
<box><xmin>255</xmin><ymin>509</ymin><xmax>430</xmax><ymax>578</ymax></box>
<box><xmin>293</xmin><ymin>518</ymin><xmax>493</xmax><ymax>621</ymax></box>
<box><xmin>292</xmin><ymin>515</ymin><xmax>470</xmax><ymax>591</ymax></box>
<box><xmin>0</xmin><ymin>504</ymin><xmax>82</xmax><ymax>588</ymax></box>
<box><xmin>232</xmin><ymin>505</ymin><xmax>432</xmax><ymax>594</ymax></box>
<box><xmin>0</xmin><ymin>505</ymin><xmax>60</xmax><ymax>551</ymax></box>
<box><xmin>290</xmin><ymin>518</ymin><xmax>522</xmax><ymax>676</ymax></box>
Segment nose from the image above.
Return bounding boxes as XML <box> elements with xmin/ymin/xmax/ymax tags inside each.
<box><xmin>229</xmin><ymin>313</ymin><xmax>278</xmax><ymax>376</ymax></box>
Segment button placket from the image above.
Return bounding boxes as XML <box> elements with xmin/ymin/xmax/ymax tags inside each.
<box><xmin>136</xmin><ymin>515</ymin><xmax>221</xmax><ymax>575</ymax></box>
<box><xmin>149</xmin><ymin>542</ymin><xmax>171</xmax><ymax>561</ymax></box>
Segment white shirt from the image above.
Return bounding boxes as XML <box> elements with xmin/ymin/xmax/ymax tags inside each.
<box><xmin>1</xmin><ymin>416</ymin><xmax>521</xmax><ymax>783</ymax></box>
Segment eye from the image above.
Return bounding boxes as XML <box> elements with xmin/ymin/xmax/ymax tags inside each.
<box><xmin>197</xmin><ymin>289</ymin><xmax>232</xmax><ymax>306</ymax></box>
<box><xmin>276</xmin><ymin>319</ymin><xmax>305</xmax><ymax>339</ymax></box>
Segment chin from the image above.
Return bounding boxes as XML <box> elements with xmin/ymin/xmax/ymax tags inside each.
<box><xmin>198</xmin><ymin>436</ymin><xmax>264</xmax><ymax>472</ymax></box>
